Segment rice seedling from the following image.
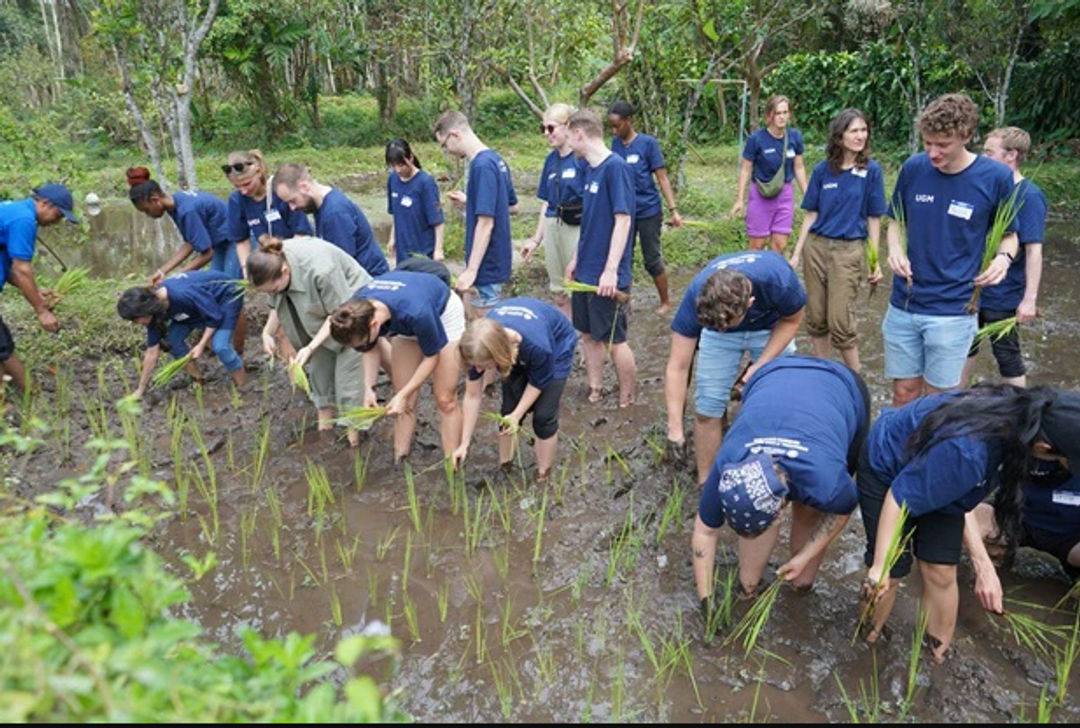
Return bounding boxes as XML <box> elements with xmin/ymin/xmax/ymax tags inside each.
<box><xmin>1052</xmin><ymin>608</ymin><xmax>1080</xmax><ymax>706</ymax></box>
<box><xmin>854</xmin><ymin>502</ymin><xmax>912</xmax><ymax>643</ymax></box>
<box><xmin>704</xmin><ymin>566</ymin><xmax>739</xmax><ymax>642</ymax></box>
<box><xmin>571</xmin><ymin>560</ymin><xmax>592</xmax><ymax>605</ymax></box>
<box><xmin>401</xmin><ymin>531</ymin><xmax>413</xmax><ymax>592</ymax></box>
<box><xmin>366</xmin><ymin>569</ymin><xmax>379</xmax><ymax>610</ymax></box>
<box><xmin>973</xmin><ymin>315</ymin><xmax>1019</xmax><ymax>345</ymax></box>
<box><xmin>403</xmin><ymin>592</ymin><xmax>420</xmax><ymax>642</ymax></box>
<box><xmin>330</xmin><ymin>582</ymin><xmax>343</xmax><ymax>627</ymax></box>
<box><xmin>891</xmin><ymin>200</ymin><xmax>912</xmax><ymax>290</ymax></box>
<box><xmin>489</xmin><ymin>659</ymin><xmax>515</xmax><ymax>719</ymax></box>
<box><xmin>998</xmin><ymin>610</ymin><xmax>1067</xmax><ymax>659</ymax></box>
<box><xmin>353</xmin><ymin>444</ymin><xmax>373</xmax><ymax>493</ymax></box>
<box><xmin>286</xmin><ymin>359</ymin><xmax>311</xmax><ymax>396</ymax></box>
<box><xmin>293</xmin><ymin>553</ymin><xmax>324</xmax><ymax>587</ymax></box>
<box><xmin>1037</xmin><ymin>685</ymin><xmax>1054</xmax><ymax>723</ymax></box>
<box><xmin>403</xmin><ymin>462</ymin><xmax>422</xmax><ymax>533</ymax></box>
<box><xmin>834</xmin><ymin>652</ymin><xmax>883</xmax><ymax>722</ymax></box>
<box><xmin>500</xmin><ymin>595</ymin><xmax>527</xmax><ymax>646</ymax></box>
<box><xmin>605</xmin><ymin>499</ymin><xmax>646</xmax><ymax>587</ymax></box>
<box><xmin>152</xmin><ymin>353</ymin><xmax>194</xmax><ymax>388</ymax></box>
<box><xmin>336</xmin><ymin>405</ymin><xmax>388</xmax><ymax>429</ymax></box>
<box><xmin>223</xmin><ymin>277</ymin><xmax>254</xmax><ymax>303</ymax></box>
<box><xmin>532</xmin><ymin>487</ymin><xmax>549</xmax><ymax>567</ymax></box>
<box><xmin>553</xmin><ymin>458</ymin><xmax>570</xmax><ymax>505</ymax></box>
<box><xmin>240</xmin><ymin>508</ymin><xmax>257</xmax><ymax>569</ymax></box>
<box><xmin>187</xmin><ymin>423</ymin><xmax>220</xmax><ymax>542</ymax></box>
<box><xmin>655</xmin><ymin>478</ymin><xmax>687</xmax><ymax>545</ymax></box>
<box><xmin>263</xmin><ymin>482</ymin><xmax>284</xmax><ymax>562</ymax></box>
<box><xmin>899</xmin><ymin>603</ymin><xmax>928</xmax><ymax>720</ymax></box>
<box><xmin>864</xmin><ymin>240</ymin><xmax>881</xmax><ymax>298</ymax></box>
<box><xmin>488</xmin><ymin>484</ymin><xmax>512</xmax><ymax>534</ymax></box>
<box><xmin>493</xmin><ymin>541</ymin><xmax>510</xmax><ymax>581</ymax></box>
<box><xmin>249</xmin><ymin>418</ymin><xmax>272</xmax><ymax>492</ymax></box>
<box><xmin>967</xmin><ymin>183</ymin><xmax>1025</xmax><ymax>313</ymax></box>
<box><xmin>375</xmin><ymin>526</ymin><xmax>401</xmax><ymax>561</ymax></box>
<box><xmin>611</xmin><ymin>644</ymin><xmax>627</xmax><ymax>721</ymax></box>
<box><xmin>464</xmin><ymin>490</ymin><xmax>487</xmax><ymax>557</ymax></box>
<box><xmin>437</xmin><ymin>580</ymin><xmax>450</xmax><ymax>623</ymax></box>
<box><xmin>562</xmin><ymin>279</ymin><xmax>631</xmax><ymax>304</ymax></box>
<box><xmin>193</xmin><ymin>381</ymin><xmax>205</xmax><ymax>415</ymax></box>
<box><xmin>52</xmin><ymin>266</ymin><xmax>90</xmax><ymax>299</ymax></box>
<box><xmin>727</xmin><ymin>578</ymin><xmax>783</xmax><ymax>658</ymax></box>
<box><xmin>660</xmin><ymin>610</ymin><xmax>702</xmax><ymax>708</ymax></box>
<box><xmin>304</xmin><ymin>459</ymin><xmax>335</xmax><ymax>533</ymax></box>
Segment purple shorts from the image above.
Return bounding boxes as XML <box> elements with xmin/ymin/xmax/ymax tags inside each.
<box><xmin>745</xmin><ymin>181</ymin><xmax>795</xmax><ymax>238</ymax></box>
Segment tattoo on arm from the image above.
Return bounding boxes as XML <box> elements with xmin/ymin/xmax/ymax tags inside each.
<box><xmin>693</xmin><ymin>548</ymin><xmax>705</xmax><ymax>559</ymax></box>
<box><xmin>810</xmin><ymin>513</ymin><xmax>841</xmax><ymax>543</ymax></box>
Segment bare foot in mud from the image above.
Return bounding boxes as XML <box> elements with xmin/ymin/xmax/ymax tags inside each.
<box><xmin>655</xmin><ymin>302</ymin><xmax>671</xmax><ymax>315</ymax></box>
<box><xmin>588</xmin><ymin>387</ymin><xmax>604</xmax><ymax>404</ymax></box>
<box><xmin>619</xmin><ymin>383</ymin><xmax>636</xmax><ymax>408</ymax></box>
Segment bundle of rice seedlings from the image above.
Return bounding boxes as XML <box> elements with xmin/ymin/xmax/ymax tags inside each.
<box><xmin>998</xmin><ymin>610</ymin><xmax>1067</xmax><ymax>659</ymax></box>
<box><xmin>224</xmin><ymin>277</ymin><xmax>254</xmax><ymax>302</ymax></box>
<box><xmin>973</xmin><ymin>316</ymin><xmax>1019</xmax><ymax>345</ymax></box>
<box><xmin>854</xmin><ymin>502</ymin><xmax>912</xmax><ymax>642</ymax></box>
<box><xmin>336</xmin><ymin>406</ymin><xmax>388</xmax><ymax>429</ymax></box>
<box><xmin>54</xmin><ymin>266</ymin><xmax>90</xmax><ymax>297</ymax></box>
<box><xmin>865</xmin><ymin>242</ymin><xmax>881</xmax><ymax>298</ymax></box>
<box><xmin>286</xmin><ymin>360</ymin><xmax>311</xmax><ymax>396</ymax></box>
<box><xmin>891</xmin><ymin>201</ymin><xmax>912</xmax><ymax>290</ymax></box>
<box><xmin>481</xmin><ymin>411</ymin><xmax>520</xmax><ymax>436</ymax></box>
<box><xmin>562</xmin><ymin>279</ymin><xmax>631</xmax><ymax>304</ymax></box>
<box><xmin>152</xmin><ymin>353</ymin><xmax>194</xmax><ymax>388</ymax></box>
<box><xmin>726</xmin><ymin>578</ymin><xmax>783</xmax><ymax>658</ymax></box>
<box><xmin>966</xmin><ymin>184</ymin><xmax>1024</xmax><ymax>313</ymax></box>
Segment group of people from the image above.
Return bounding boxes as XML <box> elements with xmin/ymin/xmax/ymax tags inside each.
<box><xmin>0</xmin><ymin>89</ymin><xmax>1075</xmax><ymax>662</ymax></box>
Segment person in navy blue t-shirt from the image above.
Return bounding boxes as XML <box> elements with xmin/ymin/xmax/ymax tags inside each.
<box><xmin>607</xmin><ymin>100</ymin><xmax>684</xmax><ymax>314</ymax></box>
<box><xmin>564</xmin><ymin>109</ymin><xmax>638</xmax><ymax>408</ymax></box>
<box><xmin>223</xmin><ymin>149</ymin><xmax>313</xmax><ymax>271</ymax></box>
<box><xmin>789</xmin><ymin>109</ymin><xmax>887</xmax><ymax>373</ymax></box>
<box><xmin>962</xmin><ymin>127</ymin><xmax>1048</xmax><ymax>388</ymax></box>
<box><xmin>856</xmin><ymin>386</ymin><xmax>1080</xmax><ymax>663</ymax></box>
<box><xmin>117</xmin><ymin>271</ymin><xmax>246</xmax><ymax>396</ymax></box>
<box><xmin>666</xmin><ymin>251</ymin><xmax>805</xmax><ymax>484</ymax></box>
<box><xmin>455</xmin><ymin>297</ymin><xmax>578</xmax><ymax>478</ymax></box>
<box><xmin>0</xmin><ymin>184</ymin><xmax>75</xmax><ymax>389</ymax></box>
<box><xmin>432</xmin><ymin>110</ymin><xmax>519</xmax><ymax>313</ymax></box>
<box><xmin>272</xmin><ymin>163</ymin><xmax>389</xmax><ymax>278</ymax></box>
<box><xmin>130</xmin><ymin>180</ymin><xmax>238</xmax><ymax>285</ymax></box>
<box><xmin>385</xmin><ymin>138</ymin><xmax>445</xmax><ymax>265</ymax></box>
<box><xmin>882</xmin><ymin>94</ymin><xmax>1019</xmax><ymax>408</ymax></box>
<box><xmin>692</xmin><ymin>357</ymin><xmax>871</xmax><ymax>608</ymax></box>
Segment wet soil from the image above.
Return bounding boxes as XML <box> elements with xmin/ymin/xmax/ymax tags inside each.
<box><xmin>8</xmin><ymin>222</ymin><xmax>1080</xmax><ymax>722</ymax></box>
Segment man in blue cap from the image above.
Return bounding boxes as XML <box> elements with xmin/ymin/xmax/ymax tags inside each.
<box><xmin>0</xmin><ymin>183</ymin><xmax>78</xmax><ymax>390</ymax></box>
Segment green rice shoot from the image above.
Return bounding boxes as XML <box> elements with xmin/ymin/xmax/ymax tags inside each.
<box><xmin>54</xmin><ymin>266</ymin><xmax>90</xmax><ymax>297</ymax></box>
<box><xmin>999</xmin><ymin>610</ymin><xmax>1067</xmax><ymax>659</ymax></box>
<box><xmin>854</xmin><ymin>502</ymin><xmax>912</xmax><ymax>643</ymax></box>
<box><xmin>726</xmin><ymin>578</ymin><xmax>783</xmax><ymax>658</ymax></box>
<box><xmin>562</xmin><ymin>279</ymin><xmax>630</xmax><ymax>304</ymax></box>
<box><xmin>336</xmin><ymin>406</ymin><xmax>388</xmax><ymax>429</ymax></box>
<box><xmin>865</xmin><ymin>241</ymin><xmax>881</xmax><ymax>298</ymax></box>
<box><xmin>481</xmin><ymin>411</ymin><xmax>520</xmax><ymax>436</ymax></box>
<box><xmin>968</xmin><ymin>183</ymin><xmax>1025</xmax><ymax>312</ymax></box>
<box><xmin>224</xmin><ymin>277</ymin><xmax>254</xmax><ymax>302</ymax></box>
<box><xmin>152</xmin><ymin>353</ymin><xmax>193</xmax><ymax>388</ymax></box>
<box><xmin>973</xmin><ymin>316</ymin><xmax>1018</xmax><ymax>345</ymax></box>
<box><xmin>891</xmin><ymin>200</ymin><xmax>912</xmax><ymax>289</ymax></box>
<box><xmin>286</xmin><ymin>360</ymin><xmax>311</xmax><ymax>396</ymax></box>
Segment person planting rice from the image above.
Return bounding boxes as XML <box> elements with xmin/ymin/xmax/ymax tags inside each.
<box><xmin>117</xmin><ymin>270</ymin><xmax>246</xmax><ymax>396</ymax></box>
<box><xmin>730</xmin><ymin>95</ymin><xmax>808</xmax><ymax>254</ymax></box>
<box><xmin>881</xmin><ymin>93</ymin><xmax>1018</xmax><ymax>407</ymax></box>
<box><xmin>0</xmin><ymin>183</ymin><xmax>76</xmax><ymax>391</ymax></box>
<box><xmin>691</xmin><ymin>356</ymin><xmax>871</xmax><ymax>615</ymax></box>
<box><xmin>273</xmin><ymin>163</ymin><xmax>389</xmax><ymax>278</ymax></box>
<box><xmin>247</xmin><ymin>235</ymin><xmax>380</xmax><ymax>447</ymax></box>
<box><xmin>788</xmin><ymin>108</ymin><xmax>887</xmax><ymax>373</ymax></box>
<box><xmin>223</xmin><ymin>149</ymin><xmax>313</xmax><ymax>271</ymax></box>
<box><xmin>961</xmin><ymin>127</ymin><xmax>1047</xmax><ymax>388</ymax></box>
<box><xmin>607</xmin><ymin>100</ymin><xmax>683</xmax><ymax>314</ymax></box>
<box><xmin>564</xmin><ymin>108</ymin><xmax>637</xmax><ymax>408</ymax></box>
<box><xmin>323</xmin><ymin>269</ymin><xmax>465</xmax><ymax>462</ymax></box>
<box><xmin>665</xmin><ymin>250</ymin><xmax>805</xmax><ymax>485</ymax></box>
<box><xmin>385</xmin><ymin>138</ymin><xmax>445</xmax><ymax>265</ymax></box>
<box><xmin>454</xmin><ymin>296</ymin><xmax>578</xmax><ymax>479</ymax></box>
<box><xmin>521</xmin><ymin>103</ymin><xmax>587</xmax><ymax>319</ymax></box>
<box><xmin>856</xmin><ymin>385</ymin><xmax>1080</xmax><ymax>663</ymax></box>
<box><xmin>432</xmin><ymin>110</ymin><xmax>519</xmax><ymax>315</ymax></box>
<box><xmin>130</xmin><ymin>179</ymin><xmax>240</xmax><ymax>284</ymax></box>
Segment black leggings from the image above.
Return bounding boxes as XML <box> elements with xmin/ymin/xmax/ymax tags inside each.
<box><xmin>501</xmin><ymin>367</ymin><xmax>567</xmax><ymax>440</ymax></box>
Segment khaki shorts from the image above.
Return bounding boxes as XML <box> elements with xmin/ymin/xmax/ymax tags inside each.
<box><xmin>803</xmin><ymin>234</ymin><xmax>864</xmax><ymax>349</ymax></box>
<box><xmin>543</xmin><ymin>217</ymin><xmax>580</xmax><ymax>294</ymax></box>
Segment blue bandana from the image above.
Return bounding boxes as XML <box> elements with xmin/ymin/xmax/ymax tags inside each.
<box><xmin>717</xmin><ymin>452</ymin><xmax>788</xmax><ymax>537</ymax></box>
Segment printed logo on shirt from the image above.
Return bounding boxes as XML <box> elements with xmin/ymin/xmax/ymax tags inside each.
<box><xmin>172</xmin><ymin>313</ymin><xmax>191</xmax><ymax>322</ymax></box>
<box><xmin>823</xmin><ymin>183</ymin><xmax>839</xmax><ymax>190</ymax></box>
<box><xmin>247</xmin><ymin>218</ymin><xmax>262</xmax><ymax>228</ymax></box>
<box><xmin>493</xmin><ymin>305</ymin><xmax>538</xmax><ymax>321</ymax></box>
<box><xmin>710</xmin><ymin>252</ymin><xmax>761</xmax><ymax>270</ymax></box>
<box><xmin>914</xmin><ymin>194</ymin><xmax>935</xmax><ymax>204</ymax></box>
<box><xmin>1052</xmin><ymin>490</ymin><xmax>1080</xmax><ymax>507</ymax></box>
<box><xmin>947</xmin><ymin>200</ymin><xmax>974</xmax><ymax>220</ymax></box>
<box><xmin>401</xmin><ymin>196</ymin><xmax>413</xmax><ymax>208</ymax></box>
<box><xmin>763</xmin><ymin>149</ymin><xmax>778</xmax><ymax>155</ymax></box>
<box><xmin>744</xmin><ymin>437</ymin><xmax>809</xmax><ymax>460</ymax></box>
<box><xmin>589</xmin><ymin>182</ymin><xmax>600</xmax><ymax>194</ymax></box>
<box><xmin>265</xmin><ymin>209</ymin><xmax>282</xmax><ymax>223</ymax></box>
<box><xmin>547</xmin><ymin>172</ymin><xmax>556</xmax><ymax>180</ymax></box>
<box><xmin>851</xmin><ymin>168</ymin><xmax>868</xmax><ymax>178</ymax></box>
<box><xmin>561</xmin><ymin>168</ymin><xmax>577</xmax><ymax>179</ymax></box>
<box><xmin>364</xmin><ymin>280</ymin><xmax>407</xmax><ymax>292</ymax></box>
<box><xmin>626</xmin><ymin>154</ymin><xmax>640</xmax><ymax>164</ymax></box>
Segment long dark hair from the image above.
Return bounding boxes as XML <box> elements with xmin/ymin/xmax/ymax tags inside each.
<box><xmin>385</xmin><ymin>139</ymin><xmax>421</xmax><ymax>170</ymax></box>
<box><xmin>129</xmin><ymin>179</ymin><xmax>164</xmax><ymax>206</ymax></box>
<box><xmin>907</xmin><ymin>384</ymin><xmax>1057</xmax><ymax>550</ymax></box>
<box><xmin>117</xmin><ymin>286</ymin><xmax>169</xmax><ymax>342</ymax></box>
<box><xmin>826</xmin><ymin>108</ymin><xmax>872</xmax><ymax>174</ymax></box>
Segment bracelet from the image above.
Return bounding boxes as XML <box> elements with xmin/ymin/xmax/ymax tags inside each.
<box><xmin>996</xmin><ymin>251</ymin><xmax>1015</xmax><ymax>263</ymax></box>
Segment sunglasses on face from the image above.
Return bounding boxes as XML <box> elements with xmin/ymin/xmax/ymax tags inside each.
<box><xmin>541</xmin><ymin>123</ymin><xmax>561</xmax><ymax>134</ymax></box>
<box><xmin>221</xmin><ymin>161</ymin><xmax>255</xmax><ymax>176</ymax></box>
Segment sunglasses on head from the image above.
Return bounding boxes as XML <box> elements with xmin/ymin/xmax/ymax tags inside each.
<box><xmin>540</xmin><ymin>123</ymin><xmax>561</xmax><ymax>134</ymax></box>
<box><xmin>221</xmin><ymin>161</ymin><xmax>255</xmax><ymax>175</ymax></box>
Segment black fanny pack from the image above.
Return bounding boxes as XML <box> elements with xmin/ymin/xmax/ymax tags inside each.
<box><xmin>557</xmin><ymin>200</ymin><xmax>583</xmax><ymax>226</ymax></box>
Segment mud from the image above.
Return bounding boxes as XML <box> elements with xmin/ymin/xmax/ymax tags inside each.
<box><xmin>9</xmin><ymin>221</ymin><xmax>1080</xmax><ymax>722</ymax></box>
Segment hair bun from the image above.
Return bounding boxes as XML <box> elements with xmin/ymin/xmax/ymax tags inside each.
<box><xmin>257</xmin><ymin>235</ymin><xmax>285</xmax><ymax>254</ymax></box>
<box><xmin>126</xmin><ymin>167</ymin><xmax>151</xmax><ymax>187</ymax></box>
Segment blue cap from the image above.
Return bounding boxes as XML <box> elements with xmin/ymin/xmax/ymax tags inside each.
<box><xmin>717</xmin><ymin>452</ymin><xmax>788</xmax><ymax>537</ymax></box>
<box><xmin>33</xmin><ymin>183</ymin><xmax>79</xmax><ymax>223</ymax></box>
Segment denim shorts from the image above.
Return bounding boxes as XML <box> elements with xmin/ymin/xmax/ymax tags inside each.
<box><xmin>210</xmin><ymin>242</ymin><xmax>242</xmax><ymax>280</ymax></box>
<box><xmin>472</xmin><ymin>283</ymin><xmax>503</xmax><ymax>309</ymax></box>
<box><xmin>695</xmin><ymin>328</ymin><xmax>796</xmax><ymax>417</ymax></box>
<box><xmin>881</xmin><ymin>304</ymin><xmax>977</xmax><ymax>389</ymax></box>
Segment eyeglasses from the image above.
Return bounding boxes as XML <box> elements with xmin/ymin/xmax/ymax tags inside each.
<box><xmin>221</xmin><ymin>161</ymin><xmax>255</xmax><ymax>176</ymax></box>
<box><xmin>540</xmin><ymin>123</ymin><xmax>561</xmax><ymax>134</ymax></box>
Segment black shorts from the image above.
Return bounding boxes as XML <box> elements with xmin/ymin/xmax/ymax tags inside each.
<box><xmin>572</xmin><ymin>291</ymin><xmax>628</xmax><ymax>344</ymax></box>
<box><xmin>501</xmin><ymin>366</ymin><xmax>567</xmax><ymax>440</ymax></box>
<box><xmin>1019</xmin><ymin>523</ymin><xmax>1080</xmax><ymax>580</ymax></box>
<box><xmin>0</xmin><ymin>314</ymin><xmax>14</xmax><ymax>361</ymax></box>
<box><xmin>635</xmin><ymin>212</ymin><xmax>665</xmax><ymax>277</ymax></box>
<box><xmin>857</xmin><ymin>441</ymin><xmax>965</xmax><ymax>578</ymax></box>
<box><xmin>968</xmin><ymin>308</ymin><xmax>1025</xmax><ymax>378</ymax></box>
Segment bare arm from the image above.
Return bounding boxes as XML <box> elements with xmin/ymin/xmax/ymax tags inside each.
<box><xmin>793</xmin><ymin>155</ymin><xmax>808</xmax><ymax>196</ymax></box>
<box><xmin>597</xmin><ymin>213</ymin><xmax>632</xmax><ymax>297</ymax></box>
<box><xmin>523</xmin><ymin>202</ymin><xmax>548</xmax><ymax>260</ymax></box>
<box><xmin>867</xmin><ymin>489</ymin><xmax>903</xmax><ymax>586</ymax></box>
<box><xmin>181</xmin><ymin>249</ymin><xmax>214</xmax><ymax>274</ymax></box>
<box><xmin>730</xmin><ymin>158</ymin><xmax>753</xmax><ymax>218</ymax></box>
<box><xmin>155</xmin><ymin>242</ymin><xmax>195</xmax><ymax>281</ymax></box>
<box><xmin>386</xmin><ymin>221</ymin><xmax>396</xmax><ymax>262</ymax></box>
<box><xmin>189</xmin><ymin>326</ymin><xmax>216</xmax><ymax>359</ymax></box>
<box><xmin>9</xmin><ymin>259</ymin><xmax>58</xmax><ymax>332</ymax></box>
<box><xmin>261</xmin><ymin>308</ymin><xmax>281</xmax><ymax>357</ymax></box>
<box><xmin>779</xmin><ymin>512</ymin><xmax>850</xmax><ymax>582</ymax></box>
<box><xmin>456</xmin><ymin>215</ymin><xmax>494</xmax><ymax>291</ymax></box>
<box><xmin>963</xmin><ymin>511</ymin><xmax>1003</xmax><ymax>613</ymax></box>
<box><xmin>235</xmin><ymin>240</ymin><xmax>251</xmax><ymax>273</ymax></box>
<box><xmin>741</xmin><ymin>309</ymin><xmax>803</xmax><ymax>383</ymax></box>
<box><xmin>433</xmin><ymin>223</ymin><xmax>445</xmax><ymax>262</ymax></box>
<box><xmin>507</xmin><ymin>383</ymin><xmax>543</xmax><ymax>425</ymax></box>
<box><xmin>789</xmin><ymin>210</ymin><xmax>818</xmax><ymax>268</ymax></box>
<box><xmin>886</xmin><ymin>218</ymin><xmax>911</xmax><ymax>280</ymax></box>
<box><xmin>653</xmin><ymin>168</ymin><xmax>682</xmax><ymax>227</ymax></box>
<box><xmin>293</xmin><ymin>316</ymin><xmax>334</xmax><ymax>368</ymax></box>
<box><xmin>975</xmin><ymin>232</ymin><xmax>1020</xmax><ymax>286</ymax></box>
<box><xmin>387</xmin><ymin>354</ymin><xmax>439</xmax><ymax>414</ymax></box>
<box><xmin>1016</xmin><ymin>243</ymin><xmax>1042</xmax><ymax>324</ymax></box>
<box><xmin>135</xmin><ymin>345</ymin><xmax>161</xmax><ymax>397</ymax></box>
<box><xmin>664</xmin><ymin>333</ymin><xmax>697</xmax><ymax>444</ymax></box>
<box><xmin>362</xmin><ymin>349</ymin><xmax>381</xmax><ymax>408</ymax></box>
<box><xmin>866</xmin><ymin>216</ymin><xmax>883</xmax><ymax>282</ymax></box>
<box><xmin>454</xmin><ymin>377</ymin><xmax>485</xmax><ymax>466</ymax></box>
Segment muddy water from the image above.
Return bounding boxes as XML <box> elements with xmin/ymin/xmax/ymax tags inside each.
<box><xmin>20</xmin><ymin>219</ymin><xmax>1080</xmax><ymax>721</ymax></box>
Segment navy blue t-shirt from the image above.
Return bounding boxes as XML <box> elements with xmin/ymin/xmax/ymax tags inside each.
<box><xmin>1022</xmin><ymin>462</ymin><xmax>1080</xmax><ymax>538</ymax></box>
<box><xmin>354</xmin><ymin>271</ymin><xmax>451</xmax><ymax>357</ymax></box>
<box><xmin>0</xmin><ymin>198</ymin><xmax>38</xmax><ymax>292</ymax></box>
<box><xmin>671</xmin><ymin>251</ymin><xmax>806</xmax><ymax>339</ymax></box>
<box><xmin>465</xmin><ymin>149</ymin><xmax>518</xmax><ymax>286</ymax></box>
<box><xmin>316</xmin><ymin>188</ymin><xmax>389</xmax><ymax>277</ymax></box>
<box><xmin>802</xmin><ymin>160</ymin><xmax>888</xmax><ymax>240</ymax></box>
<box><xmin>888</xmin><ymin>153</ymin><xmax>1017</xmax><ymax>315</ymax></box>
<box><xmin>536</xmin><ymin>150</ymin><xmax>588</xmax><ymax>217</ymax></box>
<box><xmin>169</xmin><ymin>191</ymin><xmax>231</xmax><ymax>255</ymax></box>
<box><xmin>575</xmin><ymin>153</ymin><xmax>635</xmax><ymax>289</ymax></box>
<box><xmin>146</xmin><ymin>270</ymin><xmax>242</xmax><ymax>348</ymax></box>
<box><xmin>227</xmin><ymin>188</ymin><xmax>312</xmax><ymax>246</ymax></box>
<box><xmin>742</xmin><ymin>127</ymin><xmax>805</xmax><ymax>183</ymax></box>
<box><xmin>387</xmin><ymin>170</ymin><xmax>444</xmax><ymax>264</ymax></box>
<box><xmin>979</xmin><ymin>178</ymin><xmax>1047</xmax><ymax>312</ymax></box>
<box><xmin>467</xmin><ymin>297</ymin><xmax>577</xmax><ymax>389</ymax></box>
<box><xmin>698</xmin><ymin>356</ymin><xmax>866</xmax><ymax>528</ymax></box>
<box><xmin>866</xmin><ymin>393</ymin><xmax>1002</xmax><ymax>517</ymax></box>
<box><xmin>610</xmin><ymin>134</ymin><xmax>665</xmax><ymax>218</ymax></box>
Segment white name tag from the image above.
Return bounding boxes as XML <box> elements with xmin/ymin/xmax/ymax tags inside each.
<box><xmin>265</xmin><ymin>209</ymin><xmax>282</xmax><ymax>223</ymax></box>
<box><xmin>561</xmin><ymin>168</ymin><xmax>577</xmax><ymax>179</ymax></box>
<box><xmin>401</xmin><ymin>196</ymin><xmax>413</xmax><ymax>207</ymax></box>
<box><xmin>851</xmin><ymin>167</ymin><xmax>867</xmax><ymax>178</ymax></box>
<box><xmin>786</xmin><ymin>148</ymin><xmax>796</xmax><ymax>158</ymax></box>
<box><xmin>626</xmin><ymin>154</ymin><xmax>640</xmax><ymax>164</ymax></box>
<box><xmin>1052</xmin><ymin>490</ymin><xmax>1080</xmax><ymax>506</ymax></box>
<box><xmin>589</xmin><ymin>182</ymin><xmax>600</xmax><ymax>194</ymax></box>
<box><xmin>947</xmin><ymin>200</ymin><xmax>974</xmax><ymax>220</ymax></box>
